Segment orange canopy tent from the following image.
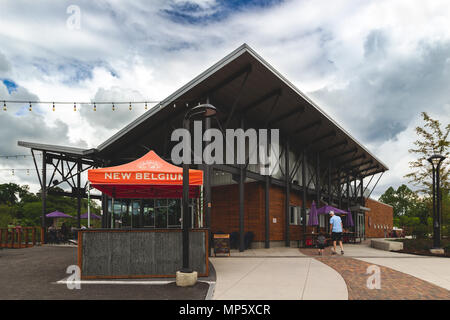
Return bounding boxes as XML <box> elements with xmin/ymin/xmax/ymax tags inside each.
<box><xmin>88</xmin><ymin>150</ymin><xmax>203</xmax><ymax>199</ymax></box>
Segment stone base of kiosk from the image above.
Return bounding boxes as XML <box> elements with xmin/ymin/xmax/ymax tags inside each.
<box><xmin>176</xmin><ymin>271</ymin><xmax>198</xmax><ymax>287</ymax></box>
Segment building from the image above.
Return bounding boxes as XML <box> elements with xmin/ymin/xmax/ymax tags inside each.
<box><xmin>19</xmin><ymin>44</ymin><xmax>393</xmax><ymax>250</ymax></box>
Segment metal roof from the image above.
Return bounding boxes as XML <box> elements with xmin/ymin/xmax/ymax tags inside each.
<box><xmin>18</xmin><ymin>44</ymin><xmax>388</xmax><ymax>177</ymax></box>
<box><xmin>17</xmin><ymin>141</ymin><xmax>97</xmax><ymax>157</ymax></box>
<box><xmin>95</xmin><ymin>43</ymin><xmax>388</xmax><ymax>177</ymax></box>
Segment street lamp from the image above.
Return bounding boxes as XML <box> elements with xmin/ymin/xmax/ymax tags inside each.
<box><xmin>180</xmin><ymin>104</ymin><xmax>217</xmax><ymax>274</ymax></box>
<box><xmin>427</xmin><ymin>154</ymin><xmax>446</xmax><ymax>249</ymax></box>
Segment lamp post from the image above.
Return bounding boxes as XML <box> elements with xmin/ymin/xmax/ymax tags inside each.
<box><xmin>180</xmin><ymin>104</ymin><xmax>217</xmax><ymax>276</ymax></box>
<box><xmin>427</xmin><ymin>154</ymin><xmax>445</xmax><ymax>249</ymax></box>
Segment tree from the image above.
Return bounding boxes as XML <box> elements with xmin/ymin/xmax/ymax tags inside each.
<box><xmin>379</xmin><ymin>184</ymin><xmax>422</xmax><ymax>218</ymax></box>
<box><xmin>405</xmin><ymin>112</ymin><xmax>449</xmax><ymax>194</ymax></box>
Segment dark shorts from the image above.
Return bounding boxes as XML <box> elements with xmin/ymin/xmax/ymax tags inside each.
<box><xmin>318</xmin><ymin>243</ymin><xmax>325</xmax><ymax>249</ymax></box>
<box><xmin>331</xmin><ymin>232</ymin><xmax>342</xmax><ymax>242</ymax></box>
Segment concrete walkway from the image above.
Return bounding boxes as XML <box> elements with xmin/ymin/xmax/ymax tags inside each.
<box><xmin>210</xmin><ymin>248</ymin><xmax>348</xmax><ymax>300</ymax></box>
<box><xmin>341</xmin><ymin>243</ymin><xmax>450</xmax><ymax>291</ymax></box>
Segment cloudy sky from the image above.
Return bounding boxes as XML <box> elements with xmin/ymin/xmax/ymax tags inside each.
<box><xmin>0</xmin><ymin>0</ymin><xmax>449</xmax><ymax>198</ymax></box>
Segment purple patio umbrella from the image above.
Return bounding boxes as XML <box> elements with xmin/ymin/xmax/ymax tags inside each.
<box><xmin>45</xmin><ymin>211</ymin><xmax>73</xmax><ymax>218</ymax></box>
<box><xmin>316</xmin><ymin>205</ymin><xmax>349</xmax><ymax>215</ymax></box>
<box><xmin>345</xmin><ymin>211</ymin><xmax>354</xmax><ymax>227</ymax></box>
<box><xmin>80</xmin><ymin>212</ymin><xmax>101</xmax><ymax>220</ymax></box>
<box><xmin>307</xmin><ymin>201</ymin><xmax>319</xmax><ymax>226</ymax></box>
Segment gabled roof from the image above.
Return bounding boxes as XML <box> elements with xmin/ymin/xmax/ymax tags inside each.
<box><xmin>18</xmin><ymin>44</ymin><xmax>388</xmax><ymax>177</ymax></box>
<box><xmin>96</xmin><ymin>43</ymin><xmax>388</xmax><ymax>176</ymax></box>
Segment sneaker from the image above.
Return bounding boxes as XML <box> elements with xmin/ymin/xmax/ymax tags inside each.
<box><xmin>331</xmin><ymin>251</ymin><xmax>337</xmax><ymax>255</ymax></box>
<box><xmin>341</xmin><ymin>251</ymin><xmax>344</xmax><ymax>255</ymax></box>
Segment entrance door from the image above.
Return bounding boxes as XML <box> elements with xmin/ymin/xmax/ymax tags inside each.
<box><xmin>356</xmin><ymin>213</ymin><xmax>365</xmax><ymax>239</ymax></box>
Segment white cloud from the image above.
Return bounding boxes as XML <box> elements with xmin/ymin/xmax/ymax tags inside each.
<box><xmin>0</xmin><ymin>0</ymin><xmax>449</xmax><ymax>196</ymax></box>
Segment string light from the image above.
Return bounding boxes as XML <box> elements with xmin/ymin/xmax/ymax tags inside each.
<box><xmin>145</xmin><ymin>102</ymin><xmax>148</xmax><ymax>110</ymax></box>
<box><xmin>26</xmin><ymin>169</ymin><xmax>30</xmax><ymax>175</ymax></box>
<box><xmin>129</xmin><ymin>102</ymin><xmax>132</xmax><ymax>111</ymax></box>
<box><xmin>73</xmin><ymin>102</ymin><xmax>77</xmax><ymax>112</ymax></box>
<box><xmin>11</xmin><ymin>169</ymin><xmax>14</xmax><ymax>176</ymax></box>
<box><xmin>93</xmin><ymin>102</ymin><xmax>96</xmax><ymax>111</ymax></box>
<box><xmin>52</xmin><ymin>102</ymin><xmax>55</xmax><ymax>112</ymax></box>
<box><xmin>112</xmin><ymin>103</ymin><xmax>115</xmax><ymax>111</ymax></box>
<box><xmin>3</xmin><ymin>101</ymin><xmax>6</xmax><ymax>111</ymax></box>
<box><xmin>29</xmin><ymin>102</ymin><xmax>32</xmax><ymax>112</ymax></box>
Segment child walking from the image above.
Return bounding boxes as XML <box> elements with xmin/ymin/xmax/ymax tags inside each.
<box><xmin>317</xmin><ymin>232</ymin><xmax>326</xmax><ymax>255</ymax></box>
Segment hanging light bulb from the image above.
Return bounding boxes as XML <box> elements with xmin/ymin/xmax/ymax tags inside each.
<box><xmin>26</xmin><ymin>169</ymin><xmax>30</xmax><ymax>175</ymax></box>
<box><xmin>173</xmin><ymin>103</ymin><xmax>176</xmax><ymax>108</ymax></box>
<box><xmin>29</xmin><ymin>102</ymin><xmax>32</xmax><ymax>112</ymax></box>
<box><xmin>12</xmin><ymin>169</ymin><xmax>14</xmax><ymax>176</ymax></box>
<box><xmin>52</xmin><ymin>102</ymin><xmax>55</xmax><ymax>112</ymax></box>
<box><xmin>3</xmin><ymin>101</ymin><xmax>6</xmax><ymax>111</ymax></box>
<box><xmin>112</xmin><ymin>103</ymin><xmax>115</xmax><ymax>111</ymax></box>
<box><xmin>145</xmin><ymin>102</ymin><xmax>148</xmax><ymax>110</ymax></box>
<box><xmin>129</xmin><ymin>102</ymin><xmax>132</xmax><ymax>111</ymax></box>
<box><xmin>186</xmin><ymin>102</ymin><xmax>189</xmax><ymax>108</ymax></box>
<box><xmin>93</xmin><ymin>102</ymin><xmax>96</xmax><ymax>111</ymax></box>
<box><xmin>73</xmin><ymin>102</ymin><xmax>77</xmax><ymax>111</ymax></box>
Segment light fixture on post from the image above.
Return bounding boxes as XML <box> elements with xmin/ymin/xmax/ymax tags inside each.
<box><xmin>427</xmin><ymin>154</ymin><xmax>446</xmax><ymax>252</ymax></box>
<box><xmin>177</xmin><ymin>103</ymin><xmax>217</xmax><ymax>287</ymax></box>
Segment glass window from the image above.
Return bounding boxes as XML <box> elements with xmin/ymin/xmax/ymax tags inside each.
<box><xmin>168</xmin><ymin>199</ymin><xmax>181</xmax><ymax>227</ymax></box>
<box><xmin>155</xmin><ymin>206</ymin><xmax>167</xmax><ymax>228</ymax></box>
<box><xmin>143</xmin><ymin>199</ymin><xmax>155</xmax><ymax>227</ymax></box>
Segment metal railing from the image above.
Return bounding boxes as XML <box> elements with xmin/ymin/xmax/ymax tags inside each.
<box><xmin>0</xmin><ymin>227</ymin><xmax>44</xmax><ymax>248</ymax></box>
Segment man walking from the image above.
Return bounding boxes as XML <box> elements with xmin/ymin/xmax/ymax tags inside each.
<box><xmin>329</xmin><ymin>211</ymin><xmax>344</xmax><ymax>255</ymax></box>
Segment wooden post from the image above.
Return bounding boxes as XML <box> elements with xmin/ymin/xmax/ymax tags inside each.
<box><xmin>40</xmin><ymin>227</ymin><xmax>45</xmax><ymax>245</ymax></box>
<box><xmin>18</xmin><ymin>228</ymin><xmax>22</xmax><ymax>249</ymax></box>
<box><xmin>25</xmin><ymin>228</ymin><xmax>29</xmax><ymax>247</ymax></box>
<box><xmin>0</xmin><ymin>229</ymin><xmax>2</xmax><ymax>247</ymax></box>
<box><xmin>32</xmin><ymin>227</ymin><xmax>36</xmax><ymax>246</ymax></box>
<box><xmin>11</xmin><ymin>228</ymin><xmax>15</xmax><ymax>248</ymax></box>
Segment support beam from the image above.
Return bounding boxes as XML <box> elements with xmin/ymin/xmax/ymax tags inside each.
<box><xmin>204</xmin><ymin>114</ymin><xmax>212</xmax><ymax>256</ymax></box>
<box><xmin>265</xmin><ymin>175</ymin><xmax>270</xmax><ymax>248</ymax></box>
<box><xmin>242</xmin><ymin>88</ymin><xmax>281</xmax><ymax>114</ymax></box>
<box><xmin>318</xmin><ymin>140</ymin><xmax>347</xmax><ymax>154</ymax></box>
<box><xmin>77</xmin><ymin>161</ymin><xmax>82</xmax><ymax>228</ymax></box>
<box><xmin>301</xmin><ymin>151</ymin><xmax>307</xmax><ymax>246</ymax></box>
<box><xmin>346</xmin><ymin>173</ymin><xmax>351</xmax><ymax>212</ymax></box>
<box><xmin>316</xmin><ymin>153</ymin><xmax>320</xmax><ymax>207</ymax></box>
<box><xmin>292</xmin><ymin>120</ymin><xmax>321</xmax><ymax>135</ymax></box>
<box><xmin>328</xmin><ymin>160</ymin><xmax>332</xmax><ymax>205</ymax></box>
<box><xmin>239</xmin><ymin>118</ymin><xmax>245</xmax><ymax>252</ymax></box>
<box><xmin>334</xmin><ymin>148</ymin><xmax>357</xmax><ymax>159</ymax></box>
<box><xmin>41</xmin><ymin>151</ymin><xmax>47</xmax><ymax>230</ymax></box>
<box><xmin>360</xmin><ymin>177</ymin><xmax>364</xmax><ymax>206</ymax></box>
<box><xmin>268</xmin><ymin>106</ymin><xmax>305</xmax><ymax>126</ymax></box>
<box><xmin>285</xmin><ymin>141</ymin><xmax>290</xmax><ymax>247</ymax></box>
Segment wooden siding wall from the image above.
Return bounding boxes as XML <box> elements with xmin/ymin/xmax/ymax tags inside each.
<box><xmin>211</xmin><ymin>182</ymin><xmax>315</xmax><ymax>242</ymax></box>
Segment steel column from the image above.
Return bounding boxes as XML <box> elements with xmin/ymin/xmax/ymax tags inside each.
<box><xmin>285</xmin><ymin>141</ymin><xmax>290</xmax><ymax>247</ymax></box>
<box><xmin>41</xmin><ymin>151</ymin><xmax>47</xmax><ymax>230</ymax></box>
<box><xmin>265</xmin><ymin>175</ymin><xmax>270</xmax><ymax>248</ymax></box>
<box><xmin>204</xmin><ymin>115</ymin><xmax>212</xmax><ymax>255</ymax></box>
<box><xmin>301</xmin><ymin>151</ymin><xmax>307</xmax><ymax>246</ymax></box>
<box><xmin>239</xmin><ymin>118</ymin><xmax>245</xmax><ymax>252</ymax></box>
<box><xmin>76</xmin><ymin>161</ymin><xmax>82</xmax><ymax>228</ymax></box>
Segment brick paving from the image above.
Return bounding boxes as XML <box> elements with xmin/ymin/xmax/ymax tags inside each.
<box><xmin>300</xmin><ymin>247</ymin><xmax>450</xmax><ymax>300</ymax></box>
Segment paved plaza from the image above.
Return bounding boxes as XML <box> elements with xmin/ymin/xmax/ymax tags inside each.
<box><xmin>1</xmin><ymin>243</ymin><xmax>449</xmax><ymax>300</ymax></box>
